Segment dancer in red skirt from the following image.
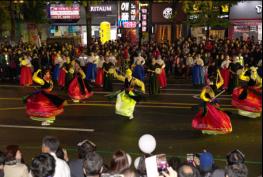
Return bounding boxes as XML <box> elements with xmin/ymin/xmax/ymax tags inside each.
<box><xmin>220</xmin><ymin>55</ymin><xmax>231</xmax><ymax>89</ymax></box>
<box><xmin>156</xmin><ymin>56</ymin><xmax>167</xmax><ymax>88</ymax></box>
<box><xmin>232</xmin><ymin>67</ymin><xmax>262</xmax><ymax>118</ymax></box>
<box><xmin>95</xmin><ymin>56</ymin><xmax>104</xmax><ymax>87</ymax></box>
<box><xmin>58</xmin><ymin>56</ymin><xmax>70</xmax><ymax>89</ymax></box>
<box><xmin>192</xmin><ymin>69</ymin><xmax>232</xmax><ymax>135</ymax></box>
<box><xmin>19</xmin><ymin>53</ymin><xmax>33</xmax><ymax>86</ymax></box>
<box><xmin>68</xmin><ymin>60</ymin><xmax>93</xmax><ymax>103</ymax></box>
<box><xmin>24</xmin><ymin>69</ymin><xmax>65</xmax><ymax>126</ymax></box>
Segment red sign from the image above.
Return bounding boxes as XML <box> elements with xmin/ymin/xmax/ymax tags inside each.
<box><xmin>50</xmin><ymin>4</ymin><xmax>80</xmax><ymax>20</ymax></box>
<box><xmin>123</xmin><ymin>21</ymin><xmax>137</xmax><ymax>28</ymax></box>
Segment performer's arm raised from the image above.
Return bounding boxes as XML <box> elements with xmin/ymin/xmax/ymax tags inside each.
<box><xmin>33</xmin><ymin>69</ymin><xmax>45</xmax><ymax>86</ymax></box>
<box><xmin>200</xmin><ymin>87</ymin><xmax>210</xmax><ymax>102</ymax></box>
<box><xmin>113</xmin><ymin>70</ymin><xmax>125</xmax><ymax>82</ymax></box>
<box><xmin>134</xmin><ymin>79</ymin><xmax>145</xmax><ymax>93</ymax></box>
<box><xmin>216</xmin><ymin>69</ymin><xmax>224</xmax><ymax>89</ymax></box>
<box><xmin>239</xmin><ymin>69</ymin><xmax>250</xmax><ymax>82</ymax></box>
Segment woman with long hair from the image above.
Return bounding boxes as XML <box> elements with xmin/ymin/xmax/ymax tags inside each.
<box><xmin>24</xmin><ymin>69</ymin><xmax>65</xmax><ymax>126</ymax></box>
<box><xmin>110</xmin><ymin>150</ymin><xmax>130</xmax><ymax>175</ymax></box>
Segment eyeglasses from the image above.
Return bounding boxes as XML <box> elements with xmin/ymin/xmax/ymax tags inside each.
<box><xmin>77</xmin><ymin>139</ymin><xmax>96</xmax><ymax>148</ymax></box>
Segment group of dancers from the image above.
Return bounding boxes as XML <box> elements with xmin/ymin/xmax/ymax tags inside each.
<box><xmin>21</xmin><ymin>55</ymin><xmax>262</xmax><ymax>135</ymax></box>
<box><xmin>192</xmin><ymin>66</ymin><xmax>262</xmax><ymax>135</ymax></box>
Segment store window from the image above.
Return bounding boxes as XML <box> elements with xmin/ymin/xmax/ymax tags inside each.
<box><xmin>233</xmin><ymin>25</ymin><xmax>259</xmax><ymax>41</ymax></box>
<box><xmin>155</xmin><ymin>24</ymin><xmax>171</xmax><ymax>44</ymax></box>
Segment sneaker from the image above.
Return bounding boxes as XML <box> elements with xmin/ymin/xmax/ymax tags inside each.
<box><xmin>73</xmin><ymin>99</ymin><xmax>80</xmax><ymax>103</ymax></box>
<box><xmin>41</xmin><ymin>121</ymin><xmax>51</xmax><ymax>126</ymax></box>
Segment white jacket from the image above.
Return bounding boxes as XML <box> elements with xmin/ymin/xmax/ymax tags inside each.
<box><xmin>51</xmin><ymin>153</ymin><xmax>71</xmax><ymax>177</ymax></box>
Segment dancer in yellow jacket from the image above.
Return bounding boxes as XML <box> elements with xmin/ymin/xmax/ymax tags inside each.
<box><xmin>111</xmin><ymin>69</ymin><xmax>145</xmax><ymax>119</ymax></box>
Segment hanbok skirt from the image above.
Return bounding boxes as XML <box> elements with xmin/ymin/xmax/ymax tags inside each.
<box><xmin>52</xmin><ymin>64</ymin><xmax>60</xmax><ymax>81</ymax></box>
<box><xmin>103</xmin><ymin>73</ymin><xmax>113</xmax><ymax>91</ymax></box>
<box><xmin>192</xmin><ymin>103</ymin><xmax>232</xmax><ymax>134</ymax></box>
<box><xmin>220</xmin><ymin>68</ymin><xmax>230</xmax><ymax>89</ymax></box>
<box><xmin>68</xmin><ymin>76</ymin><xmax>93</xmax><ymax>101</ymax></box>
<box><xmin>132</xmin><ymin>65</ymin><xmax>145</xmax><ymax>81</ymax></box>
<box><xmin>192</xmin><ymin>65</ymin><xmax>204</xmax><ymax>85</ymax></box>
<box><xmin>232</xmin><ymin>86</ymin><xmax>262</xmax><ymax>118</ymax></box>
<box><xmin>149</xmin><ymin>74</ymin><xmax>160</xmax><ymax>95</ymax></box>
<box><xmin>95</xmin><ymin>68</ymin><xmax>104</xmax><ymax>87</ymax></box>
<box><xmin>86</xmin><ymin>63</ymin><xmax>97</xmax><ymax>81</ymax></box>
<box><xmin>20</xmin><ymin>66</ymin><xmax>32</xmax><ymax>86</ymax></box>
<box><xmin>25</xmin><ymin>90</ymin><xmax>64</xmax><ymax>121</ymax></box>
<box><xmin>115</xmin><ymin>91</ymin><xmax>137</xmax><ymax>118</ymax></box>
<box><xmin>58</xmin><ymin>69</ymin><xmax>66</xmax><ymax>87</ymax></box>
<box><xmin>158</xmin><ymin>68</ymin><xmax>167</xmax><ymax>88</ymax></box>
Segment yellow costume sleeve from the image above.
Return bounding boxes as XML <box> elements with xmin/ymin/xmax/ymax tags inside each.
<box><xmin>33</xmin><ymin>69</ymin><xmax>45</xmax><ymax>86</ymax></box>
<box><xmin>239</xmin><ymin>69</ymin><xmax>250</xmax><ymax>82</ymax></box>
<box><xmin>114</xmin><ymin>71</ymin><xmax>125</xmax><ymax>82</ymax></box>
<box><xmin>134</xmin><ymin>79</ymin><xmax>145</xmax><ymax>93</ymax></box>
<box><xmin>216</xmin><ymin>69</ymin><xmax>224</xmax><ymax>89</ymax></box>
<box><xmin>79</xmin><ymin>69</ymin><xmax>86</xmax><ymax>79</ymax></box>
<box><xmin>256</xmin><ymin>75</ymin><xmax>262</xmax><ymax>88</ymax></box>
<box><xmin>200</xmin><ymin>87</ymin><xmax>211</xmax><ymax>102</ymax></box>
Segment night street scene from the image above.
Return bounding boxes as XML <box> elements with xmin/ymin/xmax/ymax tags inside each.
<box><xmin>0</xmin><ymin>0</ymin><xmax>262</xmax><ymax>177</ymax></box>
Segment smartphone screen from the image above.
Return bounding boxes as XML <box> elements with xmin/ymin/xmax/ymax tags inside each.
<box><xmin>145</xmin><ymin>154</ymin><xmax>168</xmax><ymax>177</ymax></box>
<box><xmin>156</xmin><ymin>154</ymin><xmax>169</xmax><ymax>173</ymax></box>
<box><xmin>186</xmin><ymin>153</ymin><xmax>194</xmax><ymax>163</ymax></box>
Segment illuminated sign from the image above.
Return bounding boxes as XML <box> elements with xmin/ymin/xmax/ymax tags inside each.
<box><xmin>140</xmin><ymin>4</ymin><xmax>148</xmax><ymax>32</ymax></box>
<box><xmin>221</xmin><ymin>4</ymin><xmax>229</xmax><ymax>13</ymax></box>
<box><xmin>119</xmin><ymin>1</ymin><xmax>138</xmax><ymax>28</ymax></box>
<box><xmin>123</xmin><ymin>21</ymin><xmax>137</xmax><ymax>28</ymax></box>
<box><xmin>90</xmin><ymin>5</ymin><xmax>112</xmax><ymax>12</ymax></box>
<box><xmin>256</xmin><ymin>5</ymin><xmax>262</xmax><ymax>13</ymax></box>
<box><xmin>49</xmin><ymin>4</ymin><xmax>80</xmax><ymax>20</ymax></box>
<box><xmin>100</xmin><ymin>21</ymin><xmax>111</xmax><ymax>44</ymax></box>
<box><xmin>163</xmin><ymin>7</ymin><xmax>172</xmax><ymax>19</ymax></box>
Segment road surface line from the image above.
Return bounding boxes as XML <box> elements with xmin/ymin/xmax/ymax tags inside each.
<box><xmin>67</xmin><ymin>103</ymin><xmax>237</xmax><ymax>110</ymax></box>
<box><xmin>0</xmin><ymin>85</ymin><xmax>40</xmax><ymax>88</ymax></box>
<box><xmin>0</xmin><ymin>107</ymin><xmax>25</xmax><ymax>111</ymax></box>
<box><xmin>94</xmin><ymin>92</ymin><xmax>232</xmax><ymax>97</ymax></box>
<box><xmin>113</xmin><ymin>83</ymin><xmax>193</xmax><ymax>86</ymax></box>
<box><xmin>0</xmin><ymin>97</ymin><xmax>233</xmax><ymax>107</ymax></box>
<box><xmin>0</xmin><ymin>124</ymin><xmax>94</xmax><ymax>132</ymax></box>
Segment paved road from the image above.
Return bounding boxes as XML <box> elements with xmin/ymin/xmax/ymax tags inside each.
<box><xmin>0</xmin><ymin>78</ymin><xmax>261</xmax><ymax>176</ymax></box>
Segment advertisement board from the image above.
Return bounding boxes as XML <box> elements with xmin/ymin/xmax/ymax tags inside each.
<box><xmin>49</xmin><ymin>3</ymin><xmax>80</xmax><ymax>20</ymax></box>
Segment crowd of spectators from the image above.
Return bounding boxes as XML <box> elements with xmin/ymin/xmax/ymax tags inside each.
<box><xmin>0</xmin><ymin>135</ymin><xmax>253</xmax><ymax>177</ymax></box>
<box><xmin>0</xmin><ymin>36</ymin><xmax>261</xmax><ymax>88</ymax></box>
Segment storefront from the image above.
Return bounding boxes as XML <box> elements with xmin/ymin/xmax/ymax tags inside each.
<box><xmin>151</xmin><ymin>3</ymin><xmax>173</xmax><ymax>44</ymax></box>
<box><xmin>229</xmin><ymin>1</ymin><xmax>262</xmax><ymax>41</ymax></box>
<box><xmin>190</xmin><ymin>4</ymin><xmax>229</xmax><ymax>40</ymax></box>
<box><xmin>90</xmin><ymin>2</ymin><xmax>118</xmax><ymax>41</ymax></box>
<box><xmin>151</xmin><ymin>3</ymin><xmax>186</xmax><ymax>44</ymax></box>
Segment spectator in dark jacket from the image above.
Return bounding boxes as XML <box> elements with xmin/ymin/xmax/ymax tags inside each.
<box><xmin>68</xmin><ymin>139</ymin><xmax>96</xmax><ymax>177</ymax></box>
